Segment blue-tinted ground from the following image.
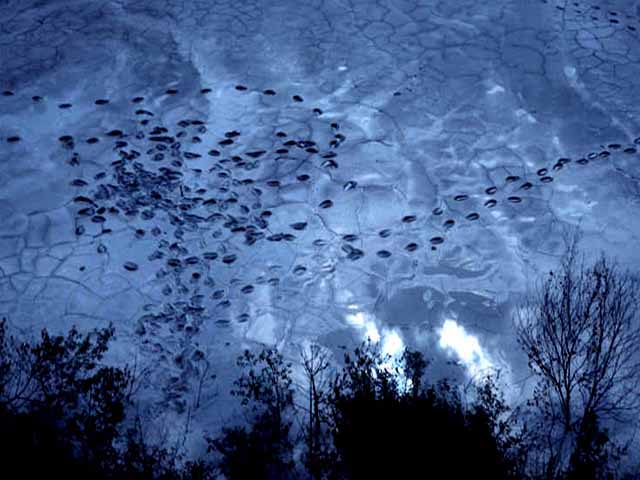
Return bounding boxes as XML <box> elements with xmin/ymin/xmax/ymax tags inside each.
<box><xmin>1</xmin><ymin>0</ymin><xmax>640</xmax><ymax>447</ymax></box>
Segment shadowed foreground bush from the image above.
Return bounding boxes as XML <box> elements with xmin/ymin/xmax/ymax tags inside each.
<box><xmin>0</xmin><ymin>310</ymin><xmax>636</xmax><ymax>479</ymax></box>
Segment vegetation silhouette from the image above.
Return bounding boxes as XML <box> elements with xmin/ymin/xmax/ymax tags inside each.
<box><xmin>0</xmin><ymin>246</ymin><xmax>639</xmax><ymax>479</ymax></box>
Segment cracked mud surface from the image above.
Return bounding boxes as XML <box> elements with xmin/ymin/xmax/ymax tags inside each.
<box><xmin>2</xmin><ymin>0</ymin><xmax>640</xmax><ymax>434</ymax></box>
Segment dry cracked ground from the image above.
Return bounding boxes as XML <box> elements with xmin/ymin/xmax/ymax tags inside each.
<box><xmin>2</xmin><ymin>0</ymin><xmax>640</xmax><ymax>443</ymax></box>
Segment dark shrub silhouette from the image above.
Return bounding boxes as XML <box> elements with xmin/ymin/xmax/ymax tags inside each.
<box><xmin>0</xmin><ymin>320</ymin><xmax>130</xmax><ymax>477</ymax></box>
<box><xmin>0</xmin><ymin>319</ymin><xmax>212</xmax><ymax>479</ymax></box>
<box><xmin>324</xmin><ymin>341</ymin><xmax>524</xmax><ymax>480</ymax></box>
<box><xmin>208</xmin><ymin>348</ymin><xmax>295</xmax><ymax>480</ymax></box>
<box><xmin>216</xmin><ymin>342</ymin><xmax>526</xmax><ymax>479</ymax></box>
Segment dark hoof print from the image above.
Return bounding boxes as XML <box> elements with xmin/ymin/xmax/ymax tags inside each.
<box><xmin>123</xmin><ymin>262</ymin><xmax>139</xmax><ymax>271</ymax></box>
<box><xmin>405</xmin><ymin>243</ymin><xmax>419</xmax><ymax>252</ymax></box>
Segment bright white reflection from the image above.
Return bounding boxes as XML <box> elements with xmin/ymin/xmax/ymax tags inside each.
<box><xmin>346</xmin><ymin>309</ymin><xmax>404</xmax><ymax>372</ymax></box>
<box><xmin>438</xmin><ymin>319</ymin><xmax>493</xmax><ymax>378</ymax></box>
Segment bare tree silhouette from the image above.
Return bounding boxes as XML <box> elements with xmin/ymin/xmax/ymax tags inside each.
<box><xmin>515</xmin><ymin>240</ymin><xmax>640</xmax><ymax>478</ymax></box>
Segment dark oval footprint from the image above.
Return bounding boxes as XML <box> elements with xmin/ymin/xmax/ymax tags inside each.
<box><xmin>379</xmin><ymin>228</ymin><xmax>392</xmax><ymax>238</ymax></box>
<box><xmin>537</xmin><ymin>168</ymin><xmax>548</xmax><ymax>176</ymax></box>
<box><xmin>484</xmin><ymin>199</ymin><xmax>497</xmax><ymax>208</ymax></box>
<box><xmin>2</xmin><ymin>90</ymin><xmax>14</xmax><ymax>96</ymax></box>
<box><xmin>294</xmin><ymin>265</ymin><xmax>307</xmax><ymax>274</ymax></box>
<box><xmin>432</xmin><ymin>207</ymin><xmax>443</xmax><ymax>215</ymax></box>
<box><xmin>520</xmin><ymin>182</ymin><xmax>533</xmax><ymax>190</ymax></box>
<box><xmin>466</xmin><ymin>212</ymin><xmax>480</xmax><ymax>221</ymax></box>
<box><xmin>123</xmin><ymin>261</ymin><xmax>139</xmax><ymax>271</ymax></box>
<box><xmin>32</xmin><ymin>95</ymin><xmax>43</xmax><ymax>102</ymax></box>
<box><xmin>58</xmin><ymin>103</ymin><xmax>72</xmax><ymax>109</ymax></box>
<box><xmin>319</xmin><ymin>200</ymin><xmax>333</xmax><ymax>209</ymax></box>
<box><xmin>505</xmin><ymin>175</ymin><xmax>520</xmax><ymax>183</ymax></box>
<box><xmin>70</xmin><ymin>179</ymin><xmax>88</xmax><ymax>187</ymax></box>
<box><xmin>430</xmin><ymin>237</ymin><xmax>444</xmax><ymax>245</ymax></box>
<box><xmin>402</xmin><ymin>215</ymin><xmax>417</xmax><ymax>223</ymax></box>
<box><xmin>297</xmin><ymin>174</ymin><xmax>310</xmax><ymax>182</ymax></box>
<box><xmin>6</xmin><ymin>136</ymin><xmax>20</xmax><ymax>143</ymax></box>
<box><xmin>552</xmin><ymin>163</ymin><xmax>563</xmax><ymax>171</ymax></box>
<box><xmin>508</xmin><ymin>196</ymin><xmax>522</xmax><ymax>203</ymax></box>
<box><xmin>313</xmin><ymin>108</ymin><xmax>323</xmax><ymax>115</ymax></box>
<box><xmin>343</xmin><ymin>234</ymin><xmax>358</xmax><ymax>242</ymax></box>
<box><xmin>215</xmin><ymin>319</ymin><xmax>231</xmax><ymax>327</ymax></box>
<box><xmin>576</xmin><ymin>158</ymin><xmax>589</xmax><ymax>165</ymax></box>
<box><xmin>376</xmin><ymin>250</ymin><xmax>392</xmax><ymax>258</ymax></box>
<box><xmin>222</xmin><ymin>254</ymin><xmax>237</xmax><ymax>264</ymax></box>
<box><xmin>290</xmin><ymin>222</ymin><xmax>307</xmax><ymax>231</ymax></box>
<box><xmin>343</xmin><ymin>181</ymin><xmax>358</xmax><ymax>191</ymax></box>
<box><xmin>166</xmin><ymin>89</ymin><xmax>178</xmax><ymax>95</ymax></box>
<box><xmin>292</xmin><ymin>95</ymin><xmax>303</xmax><ymax>102</ymax></box>
<box><xmin>263</xmin><ymin>89</ymin><xmax>276</xmax><ymax>96</ymax></box>
<box><xmin>587</xmin><ymin>152</ymin><xmax>598</xmax><ymax>160</ymax></box>
<box><xmin>241</xmin><ymin>285</ymin><xmax>254</xmax><ymax>294</ymax></box>
<box><xmin>485</xmin><ymin>187</ymin><xmax>497</xmax><ymax>195</ymax></box>
<box><xmin>624</xmin><ymin>147</ymin><xmax>637</xmax><ymax>154</ymax></box>
<box><xmin>321</xmin><ymin>159</ymin><xmax>338</xmax><ymax>169</ymax></box>
<box><xmin>444</xmin><ymin>219</ymin><xmax>455</xmax><ymax>229</ymax></box>
<box><xmin>201</xmin><ymin>88</ymin><xmax>212</xmax><ymax>94</ymax></box>
<box><xmin>95</xmin><ymin>99</ymin><xmax>109</xmax><ymax>105</ymax></box>
<box><xmin>405</xmin><ymin>243</ymin><xmax>419</xmax><ymax>252</ymax></box>
<box><xmin>131</xmin><ymin>96</ymin><xmax>144</xmax><ymax>103</ymax></box>
<box><xmin>211</xmin><ymin>290</ymin><xmax>225</xmax><ymax>300</ymax></box>
<box><xmin>540</xmin><ymin>176</ymin><xmax>554</xmax><ymax>183</ymax></box>
<box><xmin>235</xmin><ymin>85</ymin><xmax>248</xmax><ymax>91</ymax></box>
<box><xmin>454</xmin><ymin>194</ymin><xmax>469</xmax><ymax>201</ymax></box>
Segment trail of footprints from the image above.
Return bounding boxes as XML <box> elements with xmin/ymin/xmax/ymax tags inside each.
<box><xmin>2</xmin><ymin>83</ymin><xmax>640</xmax><ymax>334</ymax></box>
<box><xmin>542</xmin><ymin>0</ymin><xmax>640</xmax><ymax>33</ymax></box>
